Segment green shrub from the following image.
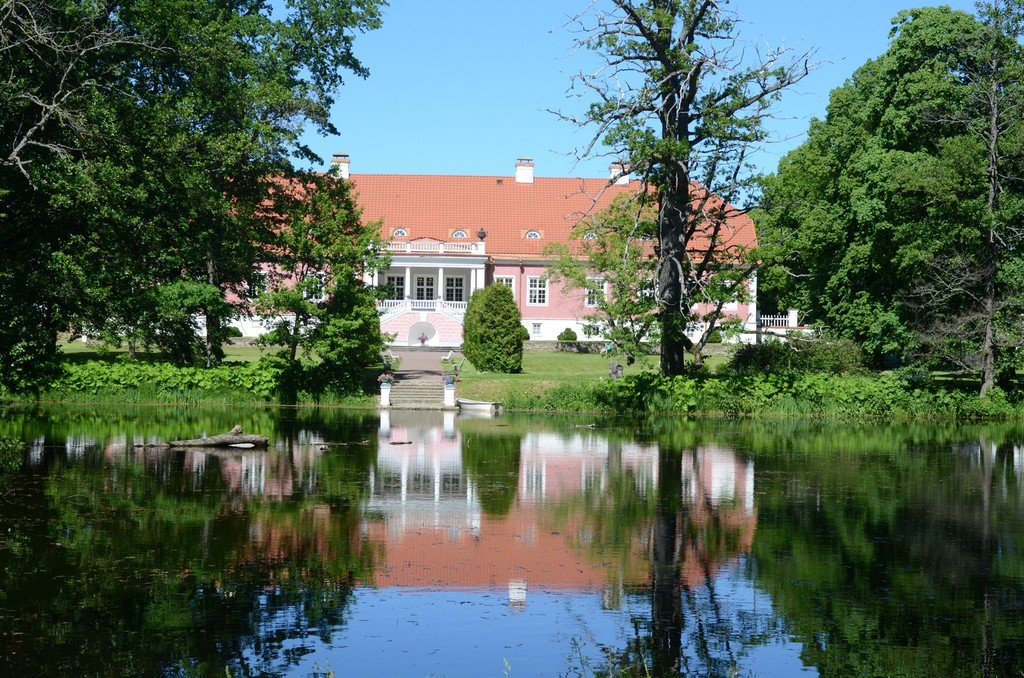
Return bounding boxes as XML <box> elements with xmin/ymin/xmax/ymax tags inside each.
<box><xmin>798</xmin><ymin>336</ymin><xmax>865</xmax><ymax>374</ymax></box>
<box><xmin>519</xmin><ymin>325</ymin><xmax>530</xmax><ymax>342</ymax></box>
<box><xmin>225</xmin><ymin>326</ymin><xmax>244</xmax><ymax>338</ymax></box>
<box><xmin>728</xmin><ymin>340</ymin><xmax>802</xmax><ymax>372</ymax></box>
<box><xmin>463</xmin><ymin>284</ymin><xmax>524</xmax><ymax>373</ymax></box>
<box><xmin>557</xmin><ymin>328</ymin><xmax>578</xmax><ymax>342</ymax></box>
<box><xmin>728</xmin><ymin>336</ymin><xmax>866</xmax><ymax>375</ymax></box>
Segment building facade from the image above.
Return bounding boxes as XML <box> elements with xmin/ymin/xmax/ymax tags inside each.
<box><xmin>338</xmin><ymin>154</ymin><xmax>760</xmax><ymax>347</ymax></box>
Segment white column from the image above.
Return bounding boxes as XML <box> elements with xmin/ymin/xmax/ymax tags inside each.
<box><xmin>404</xmin><ymin>267</ymin><xmax>411</xmax><ymax>301</ymax></box>
<box><xmin>437</xmin><ymin>266</ymin><xmax>445</xmax><ymax>303</ymax></box>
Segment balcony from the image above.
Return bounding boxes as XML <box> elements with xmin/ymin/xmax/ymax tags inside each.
<box><xmin>386</xmin><ymin>241</ymin><xmax>485</xmax><ymax>255</ymax></box>
<box><xmin>378</xmin><ymin>299</ymin><xmax>468</xmax><ymax>322</ymax></box>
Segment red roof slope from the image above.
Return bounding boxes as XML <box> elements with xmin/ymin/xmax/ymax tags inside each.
<box><xmin>349</xmin><ymin>173</ymin><xmax>757</xmax><ymax>258</ymax></box>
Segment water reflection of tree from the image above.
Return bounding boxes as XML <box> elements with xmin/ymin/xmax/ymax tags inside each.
<box><xmin>750</xmin><ymin>425</ymin><xmax>1024</xmax><ymax>677</ymax></box>
<box><xmin>0</xmin><ymin>433</ymin><xmax>377</xmax><ymax>676</ymax></box>
<box><xmin>551</xmin><ymin>431</ymin><xmax>757</xmax><ymax>676</ymax></box>
<box><xmin>461</xmin><ymin>432</ymin><xmax>522</xmax><ymax>516</ymax></box>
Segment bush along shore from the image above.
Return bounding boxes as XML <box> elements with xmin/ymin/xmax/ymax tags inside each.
<box><xmin>6</xmin><ymin>354</ymin><xmax>1024</xmax><ymax>420</ymax></box>
<box><xmin>489</xmin><ymin>371</ymin><xmax>1022</xmax><ymax>420</ymax></box>
<box><xmin>15</xmin><ymin>358</ymin><xmax>378</xmax><ymax>407</ymax></box>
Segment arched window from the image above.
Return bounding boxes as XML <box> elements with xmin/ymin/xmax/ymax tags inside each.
<box><xmin>451</xmin><ymin>229</ymin><xmax>467</xmax><ymax>238</ymax></box>
<box><xmin>525</xmin><ymin>230</ymin><xmax>541</xmax><ymax>239</ymax></box>
<box><xmin>583</xmin><ymin>232</ymin><xmax>598</xmax><ymax>240</ymax></box>
<box><xmin>392</xmin><ymin>228</ymin><xmax>408</xmax><ymax>237</ymax></box>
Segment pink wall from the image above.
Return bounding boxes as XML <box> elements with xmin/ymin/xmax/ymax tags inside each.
<box><xmin>491</xmin><ymin>263</ymin><xmax>590</xmax><ymax>322</ymax></box>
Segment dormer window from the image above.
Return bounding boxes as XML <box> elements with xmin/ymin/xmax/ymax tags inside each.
<box><xmin>525</xmin><ymin>230</ymin><xmax>541</xmax><ymax>239</ymax></box>
<box><xmin>392</xmin><ymin>228</ymin><xmax>408</xmax><ymax>237</ymax></box>
<box><xmin>451</xmin><ymin>230</ymin><xmax>467</xmax><ymax>238</ymax></box>
<box><xmin>583</xmin><ymin>232</ymin><xmax>598</xmax><ymax>240</ymax></box>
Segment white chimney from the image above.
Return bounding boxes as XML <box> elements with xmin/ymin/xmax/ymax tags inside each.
<box><xmin>331</xmin><ymin>153</ymin><xmax>350</xmax><ymax>179</ymax></box>
<box><xmin>515</xmin><ymin>157</ymin><xmax>534</xmax><ymax>184</ymax></box>
<box><xmin>610</xmin><ymin>161</ymin><xmax>630</xmax><ymax>185</ymax></box>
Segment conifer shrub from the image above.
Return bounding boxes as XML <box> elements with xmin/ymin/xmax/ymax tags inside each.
<box><xmin>463</xmin><ymin>284</ymin><xmax>523</xmax><ymax>373</ymax></box>
<box><xmin>557</xmin><ymin>328</ymin><xmax>578</xmax><ymax>341</ymax></box>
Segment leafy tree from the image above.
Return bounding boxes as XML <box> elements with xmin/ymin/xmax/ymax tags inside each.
<box><xmin>562</xmin><ymin>0</ymin><xmax>813</xmax><ymax>375</ymax></box>
<box><xmin>759</xmin><ymin>4</ymin><xmax>1024</xmax><ymax>393</ymax></box>
<box><xmin>255</xmin><ymin>172</ymin><xmax>388</xmax><ymax>402</ymax></box>
<box><xmin>0</xmin><ymin>0</ymin><xmax>385</xmax><ymax>391</ymax></box>
<box><xmin>462</xmin><ymin>284</ymin><xmax>523</xmax><ymax>373</ymax></box>
<box><xmin>547</xmin><ymin>195</ymin><xmax>660</xmax><ymax>366</ymax></box>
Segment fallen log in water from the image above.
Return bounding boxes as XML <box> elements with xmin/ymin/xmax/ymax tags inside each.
<box><xmin>166</xmin><ymin>425</ymin><xmax>269</xmax><ymax>448</ymax></box>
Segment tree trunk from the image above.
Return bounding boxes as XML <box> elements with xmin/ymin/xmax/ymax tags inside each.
<box><xmin>204</xmin><ymin>251</ymin><xmax>218</xmax><ymax>369</ymax></box>
<box><xmin>651</xmin><ymin>449</ymin><xmax>683</xmax><ymax>674</ymax></box>
<box><xmin>660</xmin><ymin>309</ymin><xmax>689</xmax><ymax>375</ymax></box>
<box><xmin>980</xmin><ymin>75</ymin><xmax>1001</xmax><ymax>397</ymax></box>
<box><xmin>166</xmin><ymin>426</ymin><xmax>268</xmax><ymax>448</ymax></box>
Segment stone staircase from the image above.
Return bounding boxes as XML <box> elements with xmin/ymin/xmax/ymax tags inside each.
<box><xmin>387</xmin><ymin>377</ymin><xmax>447</xmax><ymax>409</ymax></box>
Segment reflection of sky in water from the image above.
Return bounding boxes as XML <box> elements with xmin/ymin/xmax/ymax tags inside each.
<box><xmin>242</xmin><ymin>559</ymin><xmax>813</xmax><ymax>677</ymax></box>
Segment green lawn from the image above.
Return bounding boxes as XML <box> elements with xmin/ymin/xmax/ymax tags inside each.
<box><xmin>61</xmin><ymin>339</ymin><xmax>269</xmax><ymax>363</ymax></box>
<box><xmin>57</xmin><ymin>338</ymin><xmax>733</xmax><ymax>405</ymax></box>
<box><xmin>455</xmin><ymin>350</ymin><xmax>729</xmax><ymax>402</ymax></box>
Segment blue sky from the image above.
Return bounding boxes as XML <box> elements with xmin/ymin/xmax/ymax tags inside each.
<box><xmin>301</xmin><ymin>0</ymin><xmax>978</xmax><ymax>179</ymax></box>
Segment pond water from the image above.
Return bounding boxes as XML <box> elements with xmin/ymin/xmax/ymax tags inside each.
<box><xmin>1</xmin><ymin>406</ymin><xmax>1024</xmax><ymax>677</ymax></box>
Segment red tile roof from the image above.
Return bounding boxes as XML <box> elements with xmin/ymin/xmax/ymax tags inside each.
<box><xmin>349</xmin><ymin>173</ymin><xmax>756</xmax><ymax>258</ymax></box>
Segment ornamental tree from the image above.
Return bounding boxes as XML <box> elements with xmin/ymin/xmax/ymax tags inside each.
<box><xmin>463</xmin><ymin>284</ymin><xmax>523</xmax><ymax>373</ymax></box>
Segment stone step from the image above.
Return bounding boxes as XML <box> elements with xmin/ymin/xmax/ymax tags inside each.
<box><xmin>387</xmin><ymin>379</ymin><xmax>447</xmax><ymax>406</ymax></box>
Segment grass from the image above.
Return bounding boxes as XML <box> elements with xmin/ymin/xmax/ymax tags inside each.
<box><xmin>53</xmin><ymin>339</ymin><xmax>734</xmax><ymax>408</ymax></box>
<box><xmin>61</xmin><ymin>339</ymin><xmax>270</xmax><ymax>363</ymax></box>
<box><xmin>455</xmin><ymin>350</ymin><xmax>729</xmax><ymax>402</ymax></box>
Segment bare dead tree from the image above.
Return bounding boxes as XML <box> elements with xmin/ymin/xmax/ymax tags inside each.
<box><xmin>555</xmin><ymin>1</ymin><xmax>816</xmax><ymax>374</ymax></box>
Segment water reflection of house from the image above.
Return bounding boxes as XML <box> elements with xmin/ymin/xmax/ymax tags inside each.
<box><xmin>366</xmin><ymin>412</ymin><xmax>757</xmax><ymax>605</ymax></box>
<box><xmin>39</xmin><ymin>419</ymin><xmax>758</xmax><ymax>601</ymax></box>
<box><xmin>97</xmin><ymin>431</ymin><xmax>327</xmax><ymax>501</ymax></box>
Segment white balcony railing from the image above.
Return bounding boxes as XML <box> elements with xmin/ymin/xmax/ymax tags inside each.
<box><xmin>378</xmin><ymin>299</ymin><xmax>468</xmax><ymax>322</ymax></box>
<box><xmin>386</xmin><ymin>241</ymin><xmax>484</xmax><ymax>255</ymax></box>
<box><xmin>758</xmin><ymin>314</ymin><xmax>790</xmax><ymax>328</ymax></box>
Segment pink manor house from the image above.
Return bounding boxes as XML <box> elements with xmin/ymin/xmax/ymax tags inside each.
<box><xmin>311</xmin><ymin>154</ymin><xmax>768</xmax><ymax>348</ymax></box>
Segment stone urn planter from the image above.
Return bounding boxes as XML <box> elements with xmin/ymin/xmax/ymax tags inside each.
<box><xmin>443</xmin><ymin>383</ymin><xmax>455</xmax><ymax>408</ymax></box>
<box><xmin>379</xmin><ymin>383</ymin><xmax>391</xmax><ymax>407</ymax></box>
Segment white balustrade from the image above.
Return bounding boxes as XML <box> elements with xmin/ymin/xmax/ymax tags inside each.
<box><xmin>758</xmin><ymin>314</ymin><xmax>790</xmax><ymax>328</ymax></box>
<box><xmin>385</xmin><ymin>241</ymin><xmax>483</xmax><ymax>255</ymax></box>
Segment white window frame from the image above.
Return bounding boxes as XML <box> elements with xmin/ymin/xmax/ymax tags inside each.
<box><xmin>451</xmin><ymin>230</ymin><xmax>467</xmax><ymax>238</ymax></box>
<box><xmin>245</xmin><ymin>271</ymin><xmax>268</xmax><ymax>300</ymax></box>
<box><xmin>527</xmin><ymin>276</ymin><xmax>547</xmax><ymax>306</ymax></box>
<box><xmin>494</xmin><ymin>276</ymin><xmax>514</xmax><ymax>299</ymax></box>
<box><xmin>303</xmin><ymin>271</ymin><xmax>327</xmax><ymax>302</ymax></box>
<box><xmin>392</xmin><ymin>228</ymin><xmax>408</xmax><ymax>237</ymax></box>
<box><xmin>585</xmin><ymin>278</ymin><xmax>604</xmax><ymax>308</ymax></box>
<box><xmin>444</xmin><ymin>276</ymin><xmax>465</xmax><ymax>302</ymax></box>
<box><xmin>532</xmin><ymin>323</ymin><xmax>542</xmax><ymax>337</ymax></box>
<box><xmin>385</xmin><ymin>275</ymin><xmax>405</xmax><ymax>300</ymax></box>
<box><xmin>525</xmin><ymin>230</ymin><xmax>541</xmax><ymax>240</ymax></box>
<box><xmin>415</xmin><ymin>275</ymin><xmax>435</xmax><ymax>301</ymax></box>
